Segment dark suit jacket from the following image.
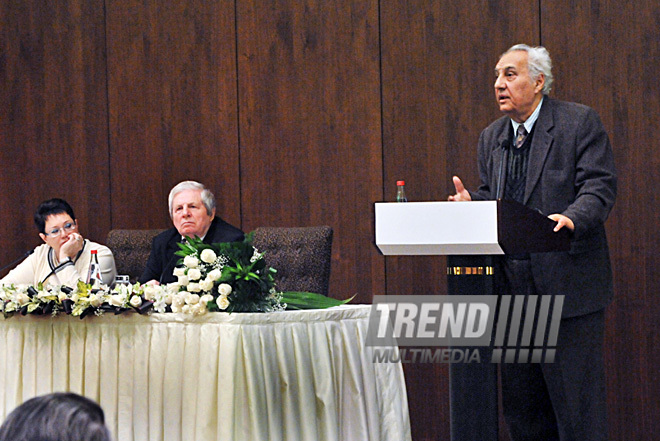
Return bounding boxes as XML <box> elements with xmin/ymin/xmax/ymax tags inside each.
<box><xmin>138</xmin><ymin>217</ymin><xmax>244</xmax><ymax>285</ymax></box>
<box><xmin>470</xmin><ymin>97</ymin><xmax>617</xmax><ymax>317</ymax></box>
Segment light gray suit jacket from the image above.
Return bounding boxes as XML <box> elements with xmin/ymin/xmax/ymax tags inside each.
<box><xmin>471</xmin><ymin>97</ymin><xmax>617</xmax><ymax>317</ymax></box>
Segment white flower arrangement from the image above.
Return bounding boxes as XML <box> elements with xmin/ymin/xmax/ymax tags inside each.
<box><xmin>0</xmin><ymin>280</ymin><xmax>150</xmax><ymax>319</ymax></box>
<box><xmin>172</xmin><ymin>236</ymin><xmax>284</xmax><ymax>313</ymax></box>
<box><xmin>0</xmin><ymin>234</ymin><xmax>351</xmax><ymax>319</ymax></box>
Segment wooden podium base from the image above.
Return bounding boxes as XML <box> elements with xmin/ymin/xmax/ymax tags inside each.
<box><xmin>447</xmin><ymin>255</ymin><xmax>499</xmax><ymax>441</ymax></box>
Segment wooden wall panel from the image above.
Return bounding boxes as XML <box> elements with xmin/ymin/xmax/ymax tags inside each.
<box><xmin>236</xmin><ymin>0</ymin><xmax>383</xmax><ymax>302</ymax></box>
<box><xmin>0</xmin><ymin>0</ymin><xmax>109</xmax><ymax>274</ymax></box>
<box><xmin>542</xmin><ymin>1</ymin><xmax>660</xmax><ymax>438</ymax></box>
<box><xmin>380</xmin><ymin>1</ymin><xmax>539</xmax><ymax>439</ymax></box>
<box><xmin>106</xmin><ymin>0</ymin><xmax>241</xmax><ymax>229</ymax></box>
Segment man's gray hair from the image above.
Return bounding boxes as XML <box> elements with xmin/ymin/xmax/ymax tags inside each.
<box><xmin>168</xmin><ymin>180</ymin><xmax>217</xmax><ymax>218</ymax></box>
<box><xmin>504</xmin><ymin>44</ymin><xmax>554</xmax><ymax>95</ymax></box>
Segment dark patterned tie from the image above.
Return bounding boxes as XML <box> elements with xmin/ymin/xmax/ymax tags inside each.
<box><xmin>515</xmin><ymin>124</ymin><xmax>528</xmax><ymax>149</ymax></box>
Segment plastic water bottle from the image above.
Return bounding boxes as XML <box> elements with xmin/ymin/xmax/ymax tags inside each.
<box><xmin>396</xmin><ymin>180</ymin><xmax>408</xmax><ymax>202</ymax></box>
<box><xmin>86</xmin><ymin>250</ymin><xmax>103</xmax><ymax>287</ymax></box>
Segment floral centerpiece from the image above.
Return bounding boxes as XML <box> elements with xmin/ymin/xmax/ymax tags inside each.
<box><xmin>0</xmin><ymin>280</ymin><xmax>150</xmax><ymax>319</ymax></box>
<box><xmin>0</xmin><ymin>233</ymin><xmax>350</xmax><ymax>319</ymax></box>
<box><xmin>169</xmin><ymin>235</ymin><xmax>284</xmax><ymax>313</ymax></box>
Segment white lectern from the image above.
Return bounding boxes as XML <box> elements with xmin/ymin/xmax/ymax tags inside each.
<box><xmin>375</xmin><ymin>199</ymin><xmax>569</xmax><ymax>256</ymax></box>
<box><xmin>374</xmin><ymin>199</ymin><xmax>569</xmax><ymax>441</ymax></box>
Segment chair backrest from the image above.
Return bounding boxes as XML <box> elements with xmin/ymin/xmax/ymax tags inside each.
<box><xmin>105</xmin><ymin>229</ymin><xmax>165</xmax><ymax>281</ymax></box>
<box><xmin>252</xmin><ymin>226</ymin><xmax>333</xmax><ymax>295</ymax></box>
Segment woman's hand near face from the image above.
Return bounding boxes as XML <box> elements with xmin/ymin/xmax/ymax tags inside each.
<box><xmin>59</xmin><ymin>233</ymin><xmax>84</xmax><ymax>262</ymax></box>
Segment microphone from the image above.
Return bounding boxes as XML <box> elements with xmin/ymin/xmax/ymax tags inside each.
<box><xmin>0</xmin><ymin>249</ymin><xmax>35</xmax><ymax>273</ymax></box>
<box><xmin>495</xmin><ymin>138</ymin><xmax>510</xmax><ymax>200</ymax></box>
<box><xmin>159</xmin><ymin>253</ymin><xmax>179</xmax><ymax>285</ymax></box>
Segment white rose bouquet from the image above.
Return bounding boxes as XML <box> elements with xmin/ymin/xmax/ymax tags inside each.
<box><xmin>173</xmin><ymin>235</ymin><xmax>284</xmax><ymax>313</ymax></box>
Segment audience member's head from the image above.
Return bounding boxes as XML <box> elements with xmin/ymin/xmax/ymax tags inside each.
<box><xmin>0</xmin><ymin>392</ymin><xmax>111</xmax><ymax>441</ymax></box>
<box><xmin>167</xmin><ymin>180</ymin><xmax>217</xmax><ymax>238</ymax></box>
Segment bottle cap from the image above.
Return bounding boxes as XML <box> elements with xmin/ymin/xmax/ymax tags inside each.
<box><xmin>396</xmin><ymin>180</ymin><xmax>405</xmax><ymax>186</ymax></box>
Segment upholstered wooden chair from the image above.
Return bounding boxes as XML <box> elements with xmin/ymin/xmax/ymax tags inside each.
<box><xmin>106</xmin><ymin>226</ymin><xmax>334</xmax><ymax>294</ymax></box>
<box><xmin>252</xmin><ymin>226</ymin><xmax>333</xmax><ymax>296</ymax></box>
<box><xmin>105</xmin><ymin>229</ymin><xmax>165</xmax><ymax>281</ymax></box>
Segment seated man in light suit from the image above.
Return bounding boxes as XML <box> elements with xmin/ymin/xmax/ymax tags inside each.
<box><xmin>139</xmin><ymin>180</ymin><xmax>244</xmax><ymax>285</ymax></box>
<box><xmin>1</xmin><ymin>198</ymin><xmax>116</xmax><ymax>287</ymax></box>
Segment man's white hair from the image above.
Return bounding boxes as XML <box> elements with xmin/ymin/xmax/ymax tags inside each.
<box><xmin>503</xmin><ymin>44</ymin><xmax>554</xmax><ymax>95</ymax></box>
<box><xmin>168</xmin><ymin>181</ymin><xmax>216</xmax><ymax>218</ymax></box>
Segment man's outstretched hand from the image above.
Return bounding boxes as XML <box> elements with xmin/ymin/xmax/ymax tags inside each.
<box><xmin>448</xmin><ymin>176</ymin><xmax>472</xmax><ymax>201</ymax></box>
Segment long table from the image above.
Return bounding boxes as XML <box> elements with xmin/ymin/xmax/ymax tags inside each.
<box><xmin>0</xmin><ymin>305</ymin><xmax>410</xmax><ymax>441</ymax></box>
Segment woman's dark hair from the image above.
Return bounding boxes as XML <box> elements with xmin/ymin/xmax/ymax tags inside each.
<box><xmin>0</xmin><ymin>392</ymin><xmax>111</xmax><ymax>441</ymax></box>
<box><xmin>34</xmin><ymin>198</ymin><xmax>76</xmax><ymax>234</ymax></box>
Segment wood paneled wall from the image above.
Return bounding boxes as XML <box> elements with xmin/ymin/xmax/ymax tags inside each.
<box><xmin>236</xmin><ymin>0</ymin><xmax>385</xmax><ymax>299</ymax></box>
<box><xmin>1</xmin><ymin>0</ymin><xmax>658</xmax><ymax>439</ymax></box>
<box><xmin>0</xmin><ymin>0</ymin><xmax>110</xmax><ymax>251</ymax></box>
<box><xmin>105</xmin><ymin>0</ymin><xmax>242</xmax><ymax>229</ymax></box>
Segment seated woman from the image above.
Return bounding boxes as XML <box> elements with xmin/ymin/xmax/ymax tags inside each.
<box><xmin>0</xmin><ymin>198</ymin><xmax>116</xmax><ymax>287</ymax></box>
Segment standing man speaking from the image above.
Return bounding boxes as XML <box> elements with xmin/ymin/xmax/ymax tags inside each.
<box><xmin>449</xmin><ymin>44</ymin><xmax>616</xmax><ymax>440</ymax></box>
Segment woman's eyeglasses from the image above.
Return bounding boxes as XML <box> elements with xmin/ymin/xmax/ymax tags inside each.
<box><xmin>44</xmin><ymin>221</ymin><xmax>77</xmax><ymax>237</ymax></box>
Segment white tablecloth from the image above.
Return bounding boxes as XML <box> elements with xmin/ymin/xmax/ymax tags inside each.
<box><xmin>0</xmin><ymin>305</ymin><xmax>411</xmax><ymax>441</ymax></box>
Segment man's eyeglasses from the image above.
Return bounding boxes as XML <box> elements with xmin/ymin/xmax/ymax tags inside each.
<box><xmin>44</xmin><ymin>221</ymin><xmax>77</xmax><ymax>237</ymax></box>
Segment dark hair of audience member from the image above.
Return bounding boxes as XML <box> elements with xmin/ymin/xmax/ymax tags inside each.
<box><xmin>0</xmin><ymin>392</ymin><xmax>111</xmax><ymax>441</ymax></box>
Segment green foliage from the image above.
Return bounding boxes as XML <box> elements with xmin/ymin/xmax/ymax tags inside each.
<box><xmin>281</xmin><ymin>292</ymin><xmax>355</xmax><ymax>310</ymax></box>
